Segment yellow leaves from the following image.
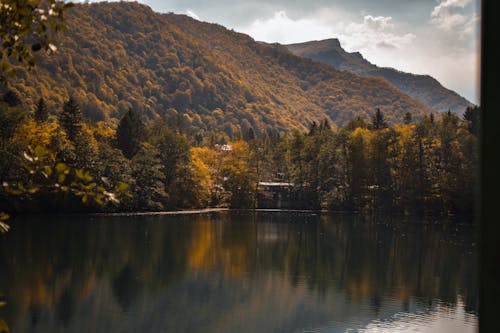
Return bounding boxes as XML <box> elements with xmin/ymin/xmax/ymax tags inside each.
<box><xmin>92</xmin><ymin>121</ymin><xmax>116</xmax><ymax>140</ymax></box>
<box><xmin>393</xmin><ymin>123</ymin><xmax>415</xmax><ymax>140</ymax></box>
<box><xmin>12</xmin><ymin>118</ymin><xmax>59</xmax><ymax>148</ymax></box>
<box><xmin>351</xmin><ymin>127</ymin><xmax>373</xmax><ymax>143</ymax></box>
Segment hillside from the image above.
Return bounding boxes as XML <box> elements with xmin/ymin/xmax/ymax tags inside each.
<box><xmin>286</xmin><ymin>39</ymin><xmax>472</xmax><ymax>114</ymax></box>
<box><xmin>9</xmin><ymin>2</ymin><xmax>433</xmax><ymax>136</ymax></box>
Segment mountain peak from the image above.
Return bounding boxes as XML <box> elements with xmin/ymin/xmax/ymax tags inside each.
<box><xmin>10</xmin><ymin>2</ymin><xmax>433</xmax><ymax>133</ymax></box>
<box><xmin>286</xmin><ymin>39</ymin><xmax>472</xmax><ymax>114</ymax></box>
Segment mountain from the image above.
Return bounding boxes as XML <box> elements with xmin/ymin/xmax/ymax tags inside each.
<box><xmin>286</xmin><ymin>39</ymin><xmax>472</xmax><ymax>114</ymax></box>
<box><xmin>10</xmin><ymin>2</ymin><xmax>433</xmax><ymax>137</ymax></box>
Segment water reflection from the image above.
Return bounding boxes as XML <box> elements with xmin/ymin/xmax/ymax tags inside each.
<box><xmin>0</xmin><ymin>211</ymin><xmax>477</xmax><ymax>332</ymax></box>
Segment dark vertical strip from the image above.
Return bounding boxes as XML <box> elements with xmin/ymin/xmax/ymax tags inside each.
<box><xmin>480</xmin><ymin>0</ymin><xmax>500</xmax><ymax>331</ymax></box>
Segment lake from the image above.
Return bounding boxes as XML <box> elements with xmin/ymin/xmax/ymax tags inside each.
<box><xmin>0</xmin><ymin>211</ymin><xmax>477</xmax><ymax>332</ymax></box>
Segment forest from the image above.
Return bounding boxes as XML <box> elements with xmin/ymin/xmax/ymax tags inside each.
<box><xmin>8</xmin><ymin>1</ymin><xmax>434</xmax><ymax>136</ymax></box>
<box><xmin>0</xmin><ymin>89</ymin><xmax>480</xmax><ymax>219</ymax></box>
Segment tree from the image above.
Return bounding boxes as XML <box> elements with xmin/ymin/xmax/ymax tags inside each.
<box><xmin>34</xmin><ymin>97</ymin><xmax>49</xmax><ymax>123</ymax></box>
<box><xmin>116</xmin><ymin>108</ymin><xmax>146</xmax><ymax>159</ymax></box>
<box><xmin>59</xmin><ymin>96</ymin><xmax>83</xmax><ymax>141</ymax></box>
<box><xmin>463</xmin><ymin>105</ymin><xmax>480</xmax><ymax>136</ymax></box>
<box><xmin>221</xmin><ymin>141</ymin><xmax>257</xmax><ymax>208</ymax></box>
<box><xmin>403</xmin><ymin>112</ymin><xmax>412</xmax><ymax>124</ymax></box>
<box><xmin>131</xmin><ymin>143</ymin><xmax>167</xmax><ymax>211</ymax></box>
<box><xmin>0</xmin><ymin>0</ymin><xmax>72</xmax><ymax>82</ymax></box>
<box><xmin>371</xmin><ymin>108</ymin><xmax>387</xmax><ymax>130</ymax></box>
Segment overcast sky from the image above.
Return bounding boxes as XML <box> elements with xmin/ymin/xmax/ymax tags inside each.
<box><xmin>83</xmin><ymin>0</ymin><xmax>480</xmax><ymax>104</ymax></box>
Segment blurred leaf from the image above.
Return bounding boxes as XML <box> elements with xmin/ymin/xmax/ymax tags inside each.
<box><xmin>43</xmin><ymin>166</ymin><xmax>52</xmax><ymax>177</ymax></box>
<box><xmin>82</xmin><ymin>171</ymin><xmax>93</xmax><ymax>183</ymax></box>
<box><xmin>27</xmin><ymin>186</ymin><xmax>40</xmax><ymax>194</ymax></box>
<box><xmin>75</xmin><ymin>169</ymin><xmax>84</xmax><ymax>180</ymax></box>
<box><xmin>117</xmin><ymin>182</ymin><xmax>129</xmax><ymax>191</ymax></box>
<box><xmin>57</xmin><ymin>174</ymin><xmax>66</xmax><ymax>183</ymax></box>
<box><xmin>0</xmin><ymin>221</ymin><xmax>10</xmax><ymax>234</ymax></box>
<box><xmin>56</xmin><ymin>163</ymin><xmax>69</xmax><ymax>174</ymax></box>
<box><xmin>33</xmin><ymin>145</ymin><xmax>47</xmax><ymax>158</ymax></box>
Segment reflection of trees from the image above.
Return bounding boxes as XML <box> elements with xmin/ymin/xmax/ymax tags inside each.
<box><xmin>0</xmin><ymin>212</ymin><xmax>476</xmax><ymax>331</ymax></box>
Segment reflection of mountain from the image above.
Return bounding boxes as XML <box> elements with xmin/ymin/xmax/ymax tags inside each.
<box><xmin>0</xmin><ymin>212</ymin><xmax>477</xmax><ymax>332</ymax></box>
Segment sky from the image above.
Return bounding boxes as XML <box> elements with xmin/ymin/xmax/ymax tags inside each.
<box><xmin>83</xmin><ymin>0</ymin><xmax>481</xmax><ymax>104</ymax></box>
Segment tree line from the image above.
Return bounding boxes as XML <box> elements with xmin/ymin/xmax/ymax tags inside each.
<box><xmin>0</xmin><ymin>90</ymin><xmax>480</xmax><ymax>218</ymax></box>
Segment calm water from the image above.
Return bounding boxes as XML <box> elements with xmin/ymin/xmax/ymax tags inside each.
<box><xmin>0</xmin><ymin>211</ymin><xmax>477</xmax><ymax>332</ymax></box>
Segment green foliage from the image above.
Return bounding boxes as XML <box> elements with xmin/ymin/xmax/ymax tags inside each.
<box><xmin>131</xmin><ymin>142</ymin><xmax>167</xmax><ymax>210</ymax></box>
<box><xmin>116</xmin><ymin>108</ymin><xmax>145</xmax><ymax>159</ymax></box>
<box><xmin>254</xmin><ymin>111</ymin><xmax>478</xmax><ymax>216</ymax></box>
<box><xmin>0</xmin><ymin>75</ymin><xmax>477</xmax><ymax>220</ymax></box>
<box><xmin>371</xmin><ymin>108</ymin><xmax>388</xmax><ymax>130</ymax></box>
<box><xmin>59</xmin><ymin>96</ymin><xmax>83</xmax><ymax>141</ymax></box>
<box><xmin>463</xmin><ymin>105</ymin><xmax>480</xmax><ymax>136</ymax></box>
<box><xmin>2</xmin><ymin>145</ymin><xmax>130</xmax><ymax>206</ymax></box>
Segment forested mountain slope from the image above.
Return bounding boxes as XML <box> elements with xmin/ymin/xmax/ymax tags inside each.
<box><xmin>287</xmin><ymin>39</ymin><xmax>472</xmax><ymax>115</ymax></box>
<box><xmin>9</xmin><ymin>2</ymin><xmax>433</xmax><ymax>136</ymax></box>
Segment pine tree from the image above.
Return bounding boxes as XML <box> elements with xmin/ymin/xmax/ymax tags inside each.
<box><xmin>116</xmin><ymin>108</ymin><xmax>146</xmax><ymax>159</ymax></box>
<box><xmin>403</xmin><ymin>112</ymin><xmax>412</xmax><ymax>124</ymax></box>
<box><xmin>371</xmin><ymin>108</ymin><xmax>387</xmax><ymax>130</ymax></box>
<box><xmin>463</xmin><ymin>105</ymin><xmax>480</xmax><ymax>136</ymax></box>
<box><xmin>59</xmin><ymin>96</ymin><xmax>83</xmax><ymax>141</ymax></box>
<box><xmin>34</xmin><ymin>97</ymin><xmax>49</xmax><ymax>123</ymax></box>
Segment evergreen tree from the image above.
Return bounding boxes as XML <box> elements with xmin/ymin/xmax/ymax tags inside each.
<box><xmin>371</xmin><ymin>108</ymin><xmax>387</xmax><ymax>130</ymax></box>
<box><xmin>34</xmin><ymin>97</ymin><xmax>49</xmax><ymax>123</ymax></box>
<box><xmin>116</xmin><ymin>108</ymin><xmax>146</xmax><ymax>159</ymax></box>
<box><xmin>131</xmin><ymin>143</ymin><xmax>167</xmax><ymax>211</ymax></box>
<box><xmin>463</xmin><ymin>105</ymin><xmax>480</xmax><ymax>136</ymax></box>
<box><xmin>59</xmin><ymin>96</ymin><xmax>83</xmax><ymax>141</ymax></box>
<box><xmin>403</xmin><ymin>112</ymin><xmax>412</xmax><ymax>124</ymax></box>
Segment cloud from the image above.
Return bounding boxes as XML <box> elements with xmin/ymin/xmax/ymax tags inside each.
<box><xmin>362</xmin><ymin>15</ymin><xmax>394</xmax><ymax>32</ymax></box>
<box><xmin>376</xmin><ymin>41</ymin><xmax>397</xmax><ymax>49</ymax></box>
<box><xmin>244</xmin><ymin>11</ymin><xmax>334</xmax><ymax>44</ymax></box>
<box><xmin>430</xmin><ymin>0</ymin><xmax>475</xmax><ymax>36</ymax></box>
<box><xmin>242</xmin><ymin>10</ymin><xmax>415</xmax><ymax>51</ymax></box>
<box><xmin>186</xmin><ymin>9</ymin><xmax>200</xmax><ymax>20</ymax></box>
<box><xmin>340</xmin><ymin>15</ymin><xmax>415</xmax><ymax>52</ymax></box>
<box><xmin>239</xmin><ymin>8</ymin><xmax>478</xmax><ymax>103</ymax></box>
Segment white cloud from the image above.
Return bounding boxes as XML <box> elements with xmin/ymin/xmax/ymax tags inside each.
<box><xmin>340</xmin><ymin>15</ymin><xmax>415</xmax><ymax>52</ymax></box>
<box><xmin>430</xmin><ymin>0</ymin><xmax>475</xmax><ymax>35</ymax></box>
<box><xmin>238</xmin><ymin>8</ymin><xmax>478</xmax><ymax>104</ymax></box>
<box><xmin>186</xmin><ymin>9</ymin><xmax>200</xmax><ymax>20</ymax></box>
<box><xmin>242</xmin><ymin>10</ymin><xmax>415</xmax><ymax>51</ymax></box>
<box><xmin>362</xmin><ymin>15</ymin><xmax>394</xmax><ymax>32</ymax></box>
<box><xmin>244</xmin><ymin>11</ymin><xmax>334</xmax><ymax>44</ymax></box>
